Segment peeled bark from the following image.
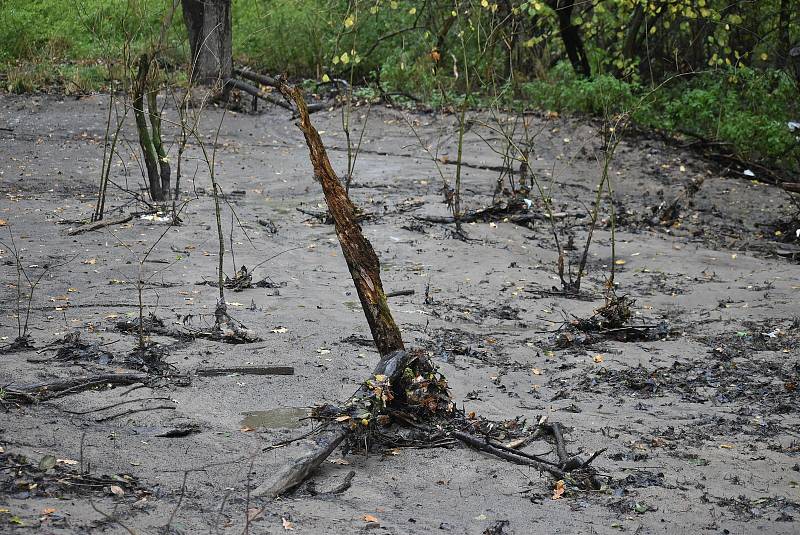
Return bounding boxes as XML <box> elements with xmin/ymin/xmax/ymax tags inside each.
<box><xmin>278</xmin><ymin>83</ymin><xmax>405</xmax><ymax>357</ymax></box>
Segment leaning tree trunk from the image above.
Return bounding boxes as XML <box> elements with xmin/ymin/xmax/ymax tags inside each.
<box><xmin>252</xmin><ymin>83</ymin><xmax>424</xmax><ymax>498</ymax></box>
<box><xmin>181</xmin><ymin>0</ymin><xmax>232</xmax><ymax>85</ymax></box>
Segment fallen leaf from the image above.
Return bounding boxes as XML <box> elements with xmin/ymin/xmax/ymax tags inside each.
<box><xmin>552</xmin><ymin>480</ymin><xmax>565</xmax><ymax>500</ymax></box>
<box><xmin>335</xmin><ymin>415</ymin><xmax>351</xmax><ymax>422</ymax></box>
<box><xmin>109</xmin><ymin>485</ymin><xmax>125</xmax><ymax>496</ymax></box>
<box><xmin>532</xmin><ymin>368</ymin><xmax>542</xmax><ymax>375</ymax></box>
<box><xmin>0</xmin><ymin>219</ymin><xmax>6</xmax><ymax>226</ymax></box>
<box><xmin>328</xmin><ymin>458</ymin><xmax>350</xmax><ymax>465</ymax></box>
<box><xmin>42</xmin><ymin>508</ymin><xmax>56</xmax><ymax>515</ymax></box>
<box><xmin>38</xmin><ymin>455</ymin><xmax>57</xmax><ymax>471</ymax></box>
<box><xmin>614</xmin><ymin>259</ymin><xmax>626</xmax><ymax>265</ymax></box>
<box><xmin>593</xmin><ymin>355</ymin><xmax>604</xmax><ymax>363</ymax></box>
<box><xmin>504</xmin><ymin>438</ymin><xmax>526</xmax><ymax>449</ymax></box>
<box><xmin>82</xmin><ymin>258</ymin><xmax>97</xmax><ymax>265</ymax></box>
<box><xmin>240</xmin><ymin>426</ymin><xmax>255</xmax><ymax>432</ymax></box>
<box><xmin>363</xmin><ymin>514</ymin><xmax>379</xmax><ymax>523</ymax></box>
<box><xmin>57</xmin><ymin>458</ymin><xmax>78</xmax><ymax>465</ymax></box>
<box><xmin>719</xmin><ymin>444</ymin><xmax>734</xmax><ymax>449</ymax></box>
<box><xmin>282</xmin><ymin>517</ymin><xmax>294</xmax><ymax>530</ymax></box>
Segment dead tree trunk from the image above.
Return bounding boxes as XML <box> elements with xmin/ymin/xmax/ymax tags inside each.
<box><xmin>252</xmin><ymin>83</ymin><xmax>429</xmax><ymax>498</ymax></box>
<box><xmin>279</xmin><ymin>84</ymin><xmax>404</xmax><ymax>357</ymax></box>
<box><xmin>181</xmin><ymin>0</ymin><xmax>233</xmax><ymax>85</ymax></box>
<box><xmin>252</xmin><ymin>83</ymin><xmax>601</xmax><ymax>499</ymax></box>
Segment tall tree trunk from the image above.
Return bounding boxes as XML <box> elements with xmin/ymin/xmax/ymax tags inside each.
<box><xmin>181</xmin><ymin>0</ymin><xmax>232</xmax><ymax>85</ymax></box>
<box><xmin>548</xmin><ymin>0</ymin><xmax>590</xmax><ymax>77</ymax></box>
<box><xmin>777</xmin><ymin>0</ymin><xmax>792</xmax><ymax>69</ymax></box>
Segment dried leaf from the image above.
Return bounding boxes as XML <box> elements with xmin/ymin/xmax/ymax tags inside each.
<box><xmin>109</xmin><ymin>485</ymin><xmax>125</xmax><ymax>496</ymax></box>
<box><xmin>38</xmin><ymin>455</ymin><xmax>56</xmax><ymax>471</ymax></box>
<box><xmin>363</xmin><ymin>514</ymin><xmax>379</xmax><ymax>523</ymax></box>
<box><xmin>593</xmin><ymin>355</ymin><xmax>604</xmax><ymax>363</ymax></box>
<box><xmin>282</xmin><ymin>517</ymin><xmax>294</xmax><ymax>530</ymax></box>
<box><xmin>552</xmin><ymin>480</ymin><xmax>565</xmax><ymax>500</ymax></box>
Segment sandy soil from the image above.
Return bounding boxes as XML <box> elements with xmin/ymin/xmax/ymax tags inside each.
<box><xmin>1</xmin><ymin>92</ymin><xmax>799</xmax><ymax>534</ymax></box>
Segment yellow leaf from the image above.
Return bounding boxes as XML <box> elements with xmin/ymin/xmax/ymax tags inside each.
<box><xmin>408</xmin><ymin>7</ymin><xmax>416</xmax><ymax>15</ymax></box>
<box><xmin>322</xmin><ymin>74</ymin><xmax>330</xmax><ymax>83</ymax></box>
<box><xmin>344</xmin><ymin>15</ymin><xmax>355</xmax><ymax>28</ymax></box>
<box><xmin>340</xmin><ymin>52</ymin><xmax>350</xmax><ymax>64</ymax></box>
<box><xmin>374</xmin><ymin>374</ymin><xmax>386</xmax><ymax>382</ymax></box>
<box><xmin>614</xmin><ymin>259</ymin><xmax>626</xmax><ymax>265</ymax></box>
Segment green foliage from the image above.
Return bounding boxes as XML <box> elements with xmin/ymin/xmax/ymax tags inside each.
<box><xmin>0</xmin><ymin>0</ymin><xmax>184</xmax><ymax>92</ymax></box>
<box><xmin>0</xmin><ymin>0</ymin><xmax>796</xmax><ymax>171</ymax></box>
<box><xmin>523</xmin><ymin>63</ymin><xmax>799</xmax><ymax>170</ymax></box>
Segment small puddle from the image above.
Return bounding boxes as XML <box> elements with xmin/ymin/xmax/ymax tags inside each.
<box><xmin>240</xmin><ymin>408</ymin><xmax>307</xmax><ymax>429</ymax></box>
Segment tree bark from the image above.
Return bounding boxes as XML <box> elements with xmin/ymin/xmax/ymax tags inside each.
<box><xmin>776</xmin><ymin>0</ymin><xmax>792</xmax><ymax>69</ymax></box>
<box><xmin>132</xmin><ymin>54</ymin><xmax>164</xmax><ymax>202</ymax></box>
<box><xmin>278</xmin><ymin>83</ymin><xmax>405</xmax><ymax>357</ymax></box>
<box><xmin>181</xmin><ymin>0</ymin><xmax>232</xmax><ymax>85</ymax></box>
<box><xmin>548</xmin><ymin>0</ymin><xmax>590</xmax><ymax>77</ymax></box>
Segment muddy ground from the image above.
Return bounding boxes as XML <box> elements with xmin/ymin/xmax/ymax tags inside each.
<box><xmin>1</xmin><ymin>92</ymin><xmax>799</xmax><ymax>534</ymax></box>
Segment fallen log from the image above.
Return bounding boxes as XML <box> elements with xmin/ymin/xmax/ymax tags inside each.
<box><xmin>68</xmin><ymin>214</ymin><xmax>134</xmax><ymax>236</ymax></box>
<box><xmin>7</xmin><ymin>372</ymin><xmax>150</xmax><ymax>402</ymax></box>
<box><xmin>195</xmin><ymin>365</ymin><xmax>294</xmax><ymax>377</ymax></box>
<box><xmin>782</xmin><ymin>182</ymin><xmax>800</xmax><ymax>194</ymax></box>
<box><xmin>225</xmin><ymin>78</ymin><xmax>293</xmax><ymax>112</ymax></box>
<box><xmin>227</xmin><ymin>71</ymin><xmax>327</xmax><ymax>114</ymax></box>
<box><xmin>253</xmin><ymin>349</ymin><xmax>413</xmax><ymax>498</ymax></box>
